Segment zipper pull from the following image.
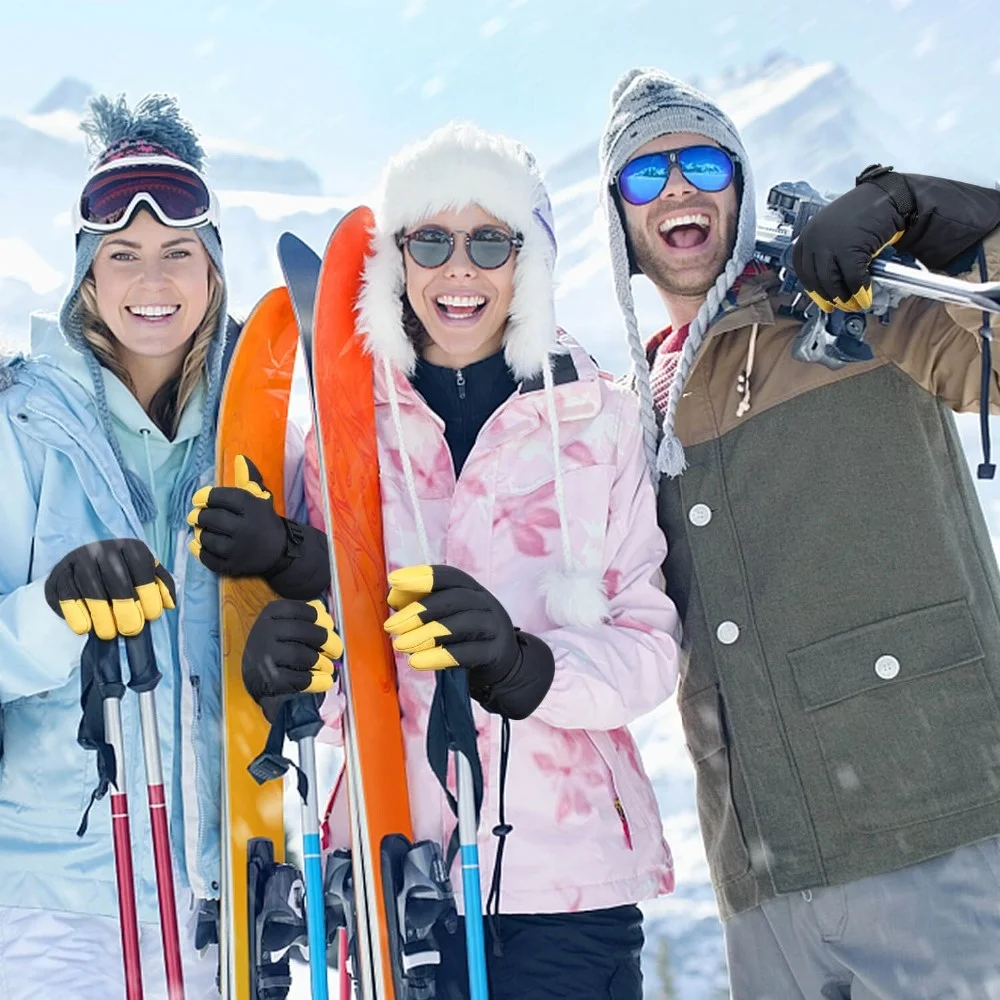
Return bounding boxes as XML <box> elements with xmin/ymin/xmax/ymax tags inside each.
<box><xmin>455</xmin><ymin>368</ymin><xmax>466</xmax><ymax>400</ymax></box>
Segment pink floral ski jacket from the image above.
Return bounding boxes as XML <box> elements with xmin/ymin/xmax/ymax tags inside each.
<box><xmin>304</xmin><ymin>335</ymin><xmax>681</xmax><ymax>915</ymax></box>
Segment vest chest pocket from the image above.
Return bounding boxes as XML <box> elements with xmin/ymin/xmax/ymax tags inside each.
<box><xmin>789</xmin><ymin>599</ymin><xmax>1000</xmax><ymax>832</ymax></box>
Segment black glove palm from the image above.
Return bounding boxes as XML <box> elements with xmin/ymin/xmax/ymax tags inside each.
<box><xmin>44</xmin><ymin>539</ymin><xmax>176</xmax><ymax>640</ymax></box>
<box><xmin>383</xmin><ymin>564</ymin><xmax>554</xmax><ymax>720</ymax></box>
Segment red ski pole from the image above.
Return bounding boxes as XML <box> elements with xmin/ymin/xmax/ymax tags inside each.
<box><xmin>88</xmin><ymin>635</ymin><xmax>144</xmax><ymax>1000</ymax></box>
<box><xmin>124</xmin><ymin>631</ymin><xmax>185</xmax><ymax>1000</ymax></box>
<box><xmin>338</xmin><ymin>927</ymin><xmax>350</xmax><ymax>1000</ymax></box>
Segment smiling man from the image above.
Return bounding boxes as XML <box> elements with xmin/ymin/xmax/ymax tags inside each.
<box><xmin>599</xmin><ymin>68</ymin><xmax>1000</xmax><ymax>997</ymax></box>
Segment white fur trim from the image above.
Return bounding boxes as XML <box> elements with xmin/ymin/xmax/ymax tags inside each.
<box><xmin>539</xmin><ymin>568</ymin><xmax>611</xmax><ymax>629</ymax></box>
<box><xmin>356</xmin><ymin>226</ymin><xmax>417</xmax><ymax>374</ymax></box>
<box><xmin>356</xmin><ymin>121</ymin><xmax>557</xmax><ymax>379</ymax></box>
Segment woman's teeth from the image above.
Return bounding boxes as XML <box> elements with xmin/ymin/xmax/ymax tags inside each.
<box><xmin>436</xmin><ymin>294</ymin><xmax>487</xmax><ymax>318</ymax></box>
<box><xmin>127</xmin><ymin>305</ymin><xmax>180</xmax><ymax>318</ymax></box>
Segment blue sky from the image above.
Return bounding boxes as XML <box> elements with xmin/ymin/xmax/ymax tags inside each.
<box><xmin>1</xmin><ymin>0</ymin><xmax>996</xmax><ymax>192</ymax></box>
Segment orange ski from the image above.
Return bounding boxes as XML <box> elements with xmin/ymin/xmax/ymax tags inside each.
<box><xmin>215</xmin><ymin>287</ymin><xmax>299</xmax><ymax>998</ymax></box>
<box><xmin>312</xmin><ymin>207</ymin><xmax>412</xmax><ymax>1000</ymax></box>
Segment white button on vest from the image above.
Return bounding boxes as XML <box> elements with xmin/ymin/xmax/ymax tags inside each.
<box><xmin>689</xmin><ymin>504</ymin><xmax>713</xmax><ymax>527</ymax></box>
<box><xmin>717</xmin><ymin>621</ymin><xmax>740</xmax><ymax>645</ymax></box>
<box><xmin>875</xmin><ymin>655</ymin><xmax>900</xmax><ymax>680</ymax></box>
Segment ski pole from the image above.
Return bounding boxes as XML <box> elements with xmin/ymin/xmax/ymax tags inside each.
<box><xmin>285</xmin><ymin>695</ymin><xmax>329</xmax><ymax>1000</ymax></box>
<box><xmin>338</xmin><ymin>928</ymin><xmax>350</xmax><ymax>1000</ymax></box>
<box><xmin>454</xmin><ymin>674</ymin><xmax>489</xmax><ymax>1000</ymax></box>
<box><xmin>869</xmin><ymin>258</ymin><xmax>1000</xmax><ymax>314</ymax></box>
<box><xmin>123</xmin><ymin>630</ymin><xmax>185</xmax><ymax>1000</ymax></box>
<box><xmin>90</xmin><ymin>634</ymin><xmax>145</xmax><ymax>1000</ymax></box>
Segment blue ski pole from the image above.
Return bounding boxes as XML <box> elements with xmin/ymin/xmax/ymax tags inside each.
<box><xmin>286</xmin><ymin>696</ymin><xmax>329</xmax><ymax>1000</ymax></box>
<box><xmin>455</xmin><ymin>672</ymin><xmax>489</xmax><ymax>1000</ymax></box>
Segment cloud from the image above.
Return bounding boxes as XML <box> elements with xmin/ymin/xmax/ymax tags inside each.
<box><xmin>934</xmin><ymin>110</ymin><xmax>958</xmax><ymax>133</ymax></box>
<box><xmin>421</xmin><ymin>76</ymin><xmax>445</xmax><ymax>99</ymax></box>
<box><xmin>402</xmin><ymin>0</ymin><xmax>425</xmax><ymax>19</ymax></box>
<box><xmin>481</xmin><ymin>16</ymin><xmax>506</xmax><ymax>38</ymax></box>
<box><xmin>914</xmin><ymin>25</ymin><xmax>937</xmax><ymax>57</ymax></box>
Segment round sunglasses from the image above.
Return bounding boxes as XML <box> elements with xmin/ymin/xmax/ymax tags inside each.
<box><xmin>617</xmin><ymin>145</ymin><xmax>735</xmax><ymax>206</ymax></box>
<box><xmin>396</xmin><ymin>226</ymin><xmax>523</xmax><ymax>270</ymax></box>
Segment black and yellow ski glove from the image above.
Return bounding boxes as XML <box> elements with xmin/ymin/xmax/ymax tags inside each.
<box><xmin>188</xmin><ymin>454</ymin><xmax>330</xmax><ymax>600</ymax></box>
<box><xmin>793</xmin><ymin>165</ymin><xmax>1000</xmax><ymax>314</ymax></box>
<box><xmin>384</xmin><ymin>564</ymin><xmax>555</xmax><ymax>720</ymax></box>
<box><xmin>44</xmin><ymin>539</ymin><xmax>176</xmax><ymax>640</ymax></box>
<box><xmin>242</xmin><ymin>599</ymin><xmax>343</xmax><ymax>723</ymax></box>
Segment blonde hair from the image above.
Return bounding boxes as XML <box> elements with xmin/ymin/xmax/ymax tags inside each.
<box><xmin>77</xmin><ymin>261</ymin><xmax>224</xmax><ymax>438</ymax></box>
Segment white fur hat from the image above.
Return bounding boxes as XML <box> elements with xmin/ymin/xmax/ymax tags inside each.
<box><xmin>358</xmin><ymin>121</ymin><xmax>559</xmax><ymax>380</ymax></box>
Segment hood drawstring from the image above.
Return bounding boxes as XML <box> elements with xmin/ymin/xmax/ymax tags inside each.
<box><xmin>736</xmin><ymin>322</ymin><xmax>760</xmax><ymax>419</ymax></box>
<box><xmin>485</xmin><ymin>716</ymin><xmax>511</xmax><ymax>956</ymax></box>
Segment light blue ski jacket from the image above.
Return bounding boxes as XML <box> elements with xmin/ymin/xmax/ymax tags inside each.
<box><xmin>0</xmin><ymin>316</ymin><xmax>305</xmax><ymax>924</ymax></box>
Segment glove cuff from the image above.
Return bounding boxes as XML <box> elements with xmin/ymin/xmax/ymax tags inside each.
<box><xmin>264</xmin><ymin>521</ymin><xmax>331</xmax><ymax>601</ymax></box>
<box><xmin>856</xmin><ymin>164</ymin><xmax>917</xmax><ymax>225</ymax></box>
<box><xmin>469</xmin><ymin>630</ymin><xmax>555</xmax><ymax>721</ymax></box>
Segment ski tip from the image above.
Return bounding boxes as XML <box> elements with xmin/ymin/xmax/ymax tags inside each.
<box><xmin>277</xmin><ymin>231</ymin><xmax>319</xmax><ymax>261</ymax></box>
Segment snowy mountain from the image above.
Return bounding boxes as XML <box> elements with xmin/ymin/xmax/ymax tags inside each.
<box><xmin>1</xmin><ymin>58</ymin><xmax>996</xmax><ymax>998</ymax></box>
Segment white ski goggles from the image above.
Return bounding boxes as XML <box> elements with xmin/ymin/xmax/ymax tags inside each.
<box><xmin>72</xmin><ymin>155</ymin><xmax>221</xmax><ymax>235</ymax></box>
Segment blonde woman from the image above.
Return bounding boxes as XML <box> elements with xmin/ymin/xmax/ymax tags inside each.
<box><xmin>0</xmin><ymin>95</ymin><xmax>315</xmax><ymax>998</ymax></box>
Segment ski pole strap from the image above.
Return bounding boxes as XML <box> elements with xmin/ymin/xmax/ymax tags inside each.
<box><xmin>247</xmin><ymin>695</ymin><xmax>322</xmax><ymax>802</ymax></box>
<box><xmin>976</xmin><ymin>244</ymin><xmax>995</xmax><ymax>480</ymax></box>
<box><xmin>486</xmin><ymin>716</ymin><xmax>513</xmax><ymax>957</ymax></box>
<box><xmin>75</xmin><ymin>634</ymin><xmax>124</xmax><ymax>837</ymax></box>
<box><xmin>426</xmin><ymin>669</ymin><xmax>485</xmax><ymax>871</ymax></box>
<box><xmin>122</xmin><ymin>628</ymin><xmax>162</xmax><ymax>693</ymax></box>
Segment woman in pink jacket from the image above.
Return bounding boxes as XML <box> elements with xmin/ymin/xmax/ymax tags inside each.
<box><xmin>236</xmin><ymin>122</ymin><xmax>682</xmax><ymax>999</ymax></box>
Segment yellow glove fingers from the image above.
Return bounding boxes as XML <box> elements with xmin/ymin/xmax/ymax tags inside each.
<box><xmin>408</xmin><ymin>646</ymin><xmax>460</xmax><ymax>671</ymax></box>
<box><xmin>304</xmin><ymin>671</ymin><xmax>334</xmax><ymax>694</ymax></box>
<box><xmin>111</xmin><ymin>598</ymin><xmax>145</xmax><ymax>637</ymax></box>
<box><xmin>392</xmin><ymin>620</ymin><xmax>451</xmax><ymax>654</ymax></box>
<box><xmin>383</xmin><ymin>601</ymin><xmax>429</xmax><ymax>636</ymax></box>
<box><xmin>60</xmin><ymin>598</ymin><xmax>93</xmax><ymax>636</ymax></box>
<box><xmin>387</xmin><ymin>587</ymin><xmax>422</xmax><ymax>612</ymax></box>
<box><xmin>191</xmin><ymin>486</ymin><xmax>211</xmax><ymax>510</ymax></box>
<box><xmin>84</xmin><ymin>598</ymin><xmax>119</xmax><ymax>641</ymax></box>
<box><xmin>234</xmin><ymin>454</ymin><xmax>271</xmax><ymax>501</ymax></box>
<box><xmin>135</xmin><ymin>580</ymin><xmax>166</xmax><ymax>623</ymax></box>
<box><xmin>386</xmin><ymin>565</ymin><xmax>435</xmax><ymax>599</ymax></box>
<box><xmin>307</xmin><ymin>600</ymin><xmax>344</xmax><ymax>659</ymax></box>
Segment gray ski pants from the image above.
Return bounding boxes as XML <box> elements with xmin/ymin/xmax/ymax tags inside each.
<box><xmin>724</xmin><ymin>836</ymin><xmax>1000</xmax><ymax>999</ymax></box>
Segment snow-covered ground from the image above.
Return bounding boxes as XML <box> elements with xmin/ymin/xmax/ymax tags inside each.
<box><xmin>1</xmin><ymin>57</ymin><xmax>996</xmax><ymax>998</ymax></box>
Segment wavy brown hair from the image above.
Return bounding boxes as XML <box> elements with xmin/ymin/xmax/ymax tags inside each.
<box><xmin>77</xmin><ymin>263</ymin><xmax>224</xmax><ymax>439</ymax></box>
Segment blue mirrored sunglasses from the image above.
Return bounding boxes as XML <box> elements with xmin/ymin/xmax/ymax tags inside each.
<box><xmin>617</xmin><ymin>145</ymin><xmax>735</xmax><ymax>205</ymax></box>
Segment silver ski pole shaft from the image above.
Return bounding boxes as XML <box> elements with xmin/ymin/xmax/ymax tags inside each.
<box><xmin>871</xmin><ymin>259</ymin><xmax>1000</xmax><ymax>315</ymax></box>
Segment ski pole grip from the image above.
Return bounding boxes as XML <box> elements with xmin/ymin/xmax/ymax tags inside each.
<box><xmin>286</xmin><ymin>693</ymin><xmax>324</xmax><ymax>742</ymax></box>
<box><xmin>122</xmin><ymin>629</ymin><xmax>163</xmax><ymax>694</ymax></box>
<box><xmin>88</xmin><ymin>633</ymin><xmax>126</xmax><ymax>700</ymax></box>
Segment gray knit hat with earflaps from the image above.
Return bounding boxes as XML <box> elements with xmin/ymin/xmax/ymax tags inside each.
<box><xmin>58</xmin><ymin>94</ymin><xmax>229</xmax><ymax>528</ymax></box>
<box><xmin>599</xmin><ymin>68</ymin><xmax>757</xmax><ymax>484</ymax></box>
